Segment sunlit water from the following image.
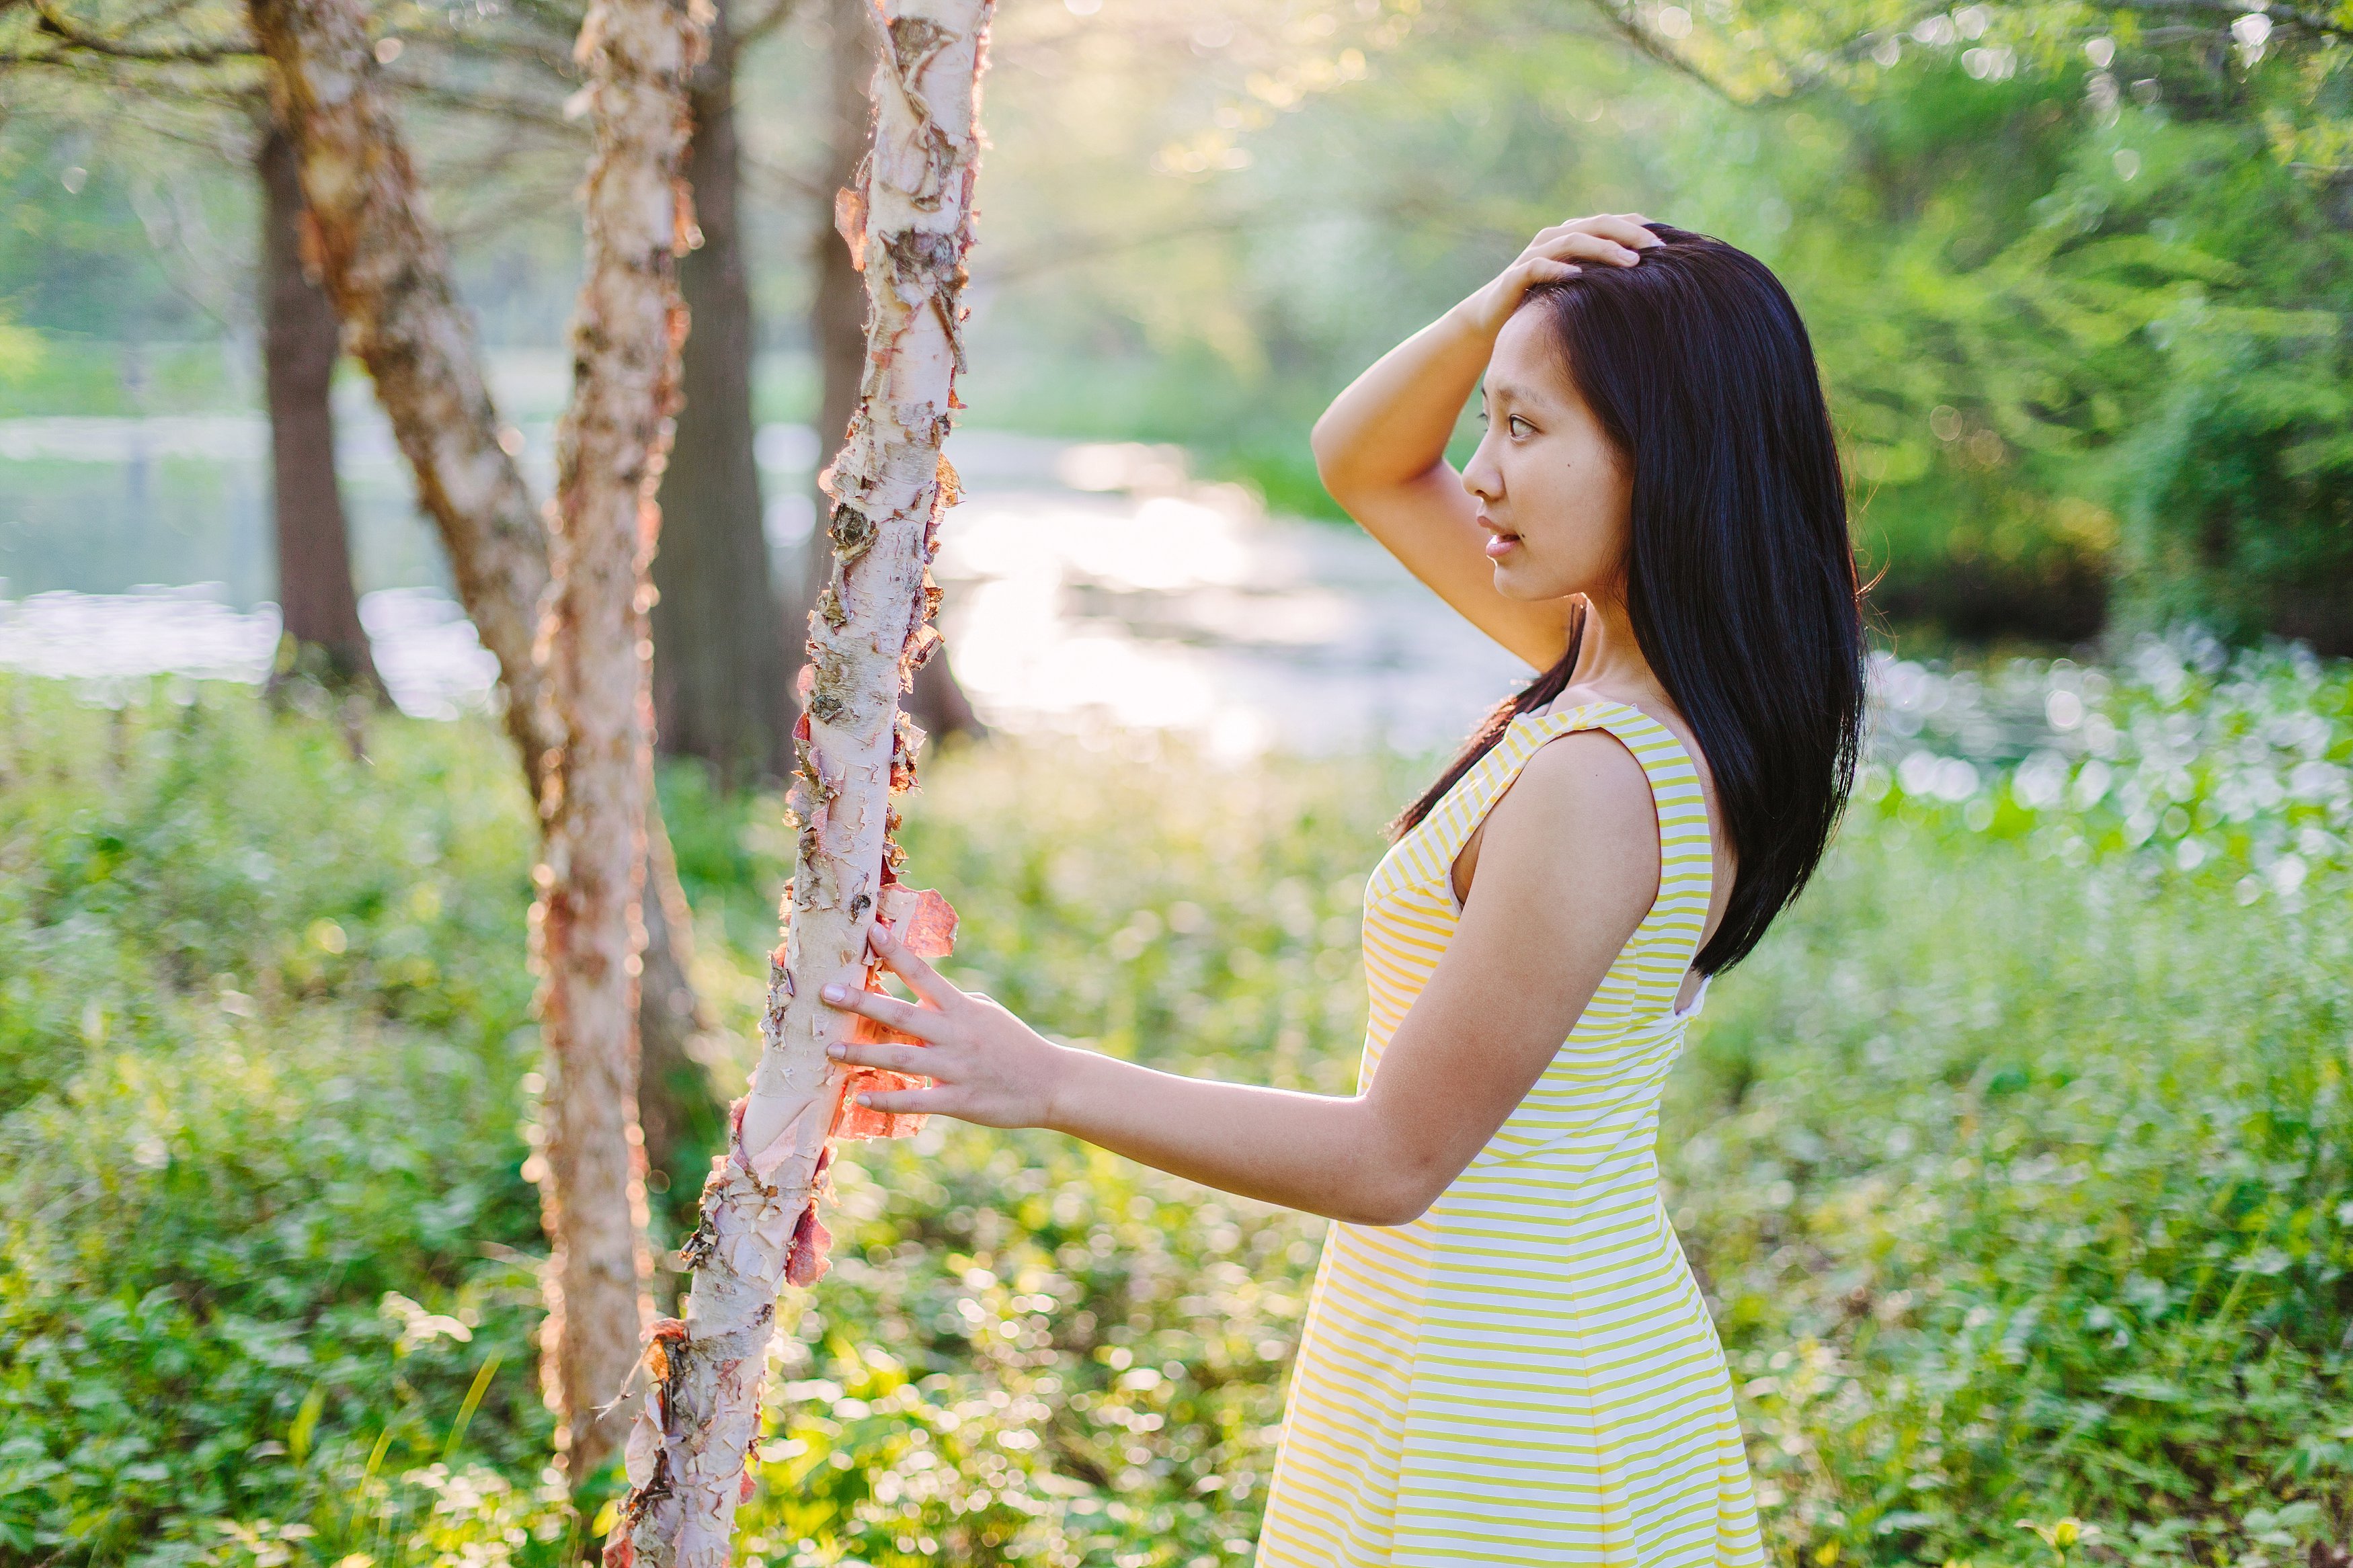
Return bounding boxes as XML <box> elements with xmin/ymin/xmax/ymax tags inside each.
<box><xmin>6</xmin><ymin>413</ymin><xmax>2347</xmax><ymax>912</ymax></box>
<box><xmin>0</xmin><ymin>415</ymin><xmax>1529</xmax><ymax>755</ymax></box>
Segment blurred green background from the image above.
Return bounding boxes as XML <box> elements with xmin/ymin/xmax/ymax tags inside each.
<box><xmin>3</xmin><ymin>0</ymin><xmax>2348</xmax><ymax>649</ymax></box>
<box><xmin>5</xmin><ymin>3</ymin><xmax>2353</xmax><ymax>1566</ymax></box>
<box><xmin>2</xmin><ymin>652</ymin><xmax>2347</xmax><ymax>1565</ymax></box>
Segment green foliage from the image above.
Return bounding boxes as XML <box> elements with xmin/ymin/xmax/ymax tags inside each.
<box><xmin>5</xmin><ymin>661</ymin><xmax>2350</xmax><ymax>1565</ymax></box>
<box><xmin>957</xmin><ymin>0</ymin><xmax>2353</xmax><ymax>645</ymax></box>
<box><xmin>2119</xmin><ymin>318</ymin><xmax>2353</xmax><ymax>650</ymax></box>
<box><xmin>0</xmin><ymin>679</ymin><xmax>569</xmax><ymax>1567</ymax></box>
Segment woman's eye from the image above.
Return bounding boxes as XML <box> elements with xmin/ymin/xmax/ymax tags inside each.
<box><xmin>1507</xmin><ymin>416</ymin><xmax>1533</xmax><ymax>437</ymax></box>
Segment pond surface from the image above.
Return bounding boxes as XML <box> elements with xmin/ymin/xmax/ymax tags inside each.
<box><xmin>2</xmin><ymin>394</ymin><xmax>2123</xmax><ymax>774</ymax></box>
<box><xmin>0</xmin><ymin>408</ymin><xmax>1530</xmax><ymax>755</ymax></box>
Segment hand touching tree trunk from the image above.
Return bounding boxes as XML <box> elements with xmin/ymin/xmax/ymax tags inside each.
<box><xmin>606</xmin><ymin>2</ymin><xmax>994</xmax><ymax>1561</ymax></box>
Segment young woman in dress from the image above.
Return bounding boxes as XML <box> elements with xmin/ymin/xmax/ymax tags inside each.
<box><xmin>821</xmin><ymin>212</ymin><xmax>1867</xmax><ymax>1566</ymax></box>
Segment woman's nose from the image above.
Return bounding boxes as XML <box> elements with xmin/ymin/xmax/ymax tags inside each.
<box><xmin>1460</xmin><ymin>437</ymin><xmax>1501</xmax><ymax>502</ymax></box>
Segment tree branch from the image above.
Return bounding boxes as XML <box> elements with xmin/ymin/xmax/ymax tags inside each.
<box><xmin>27</xmin><ymin>0</ymin><xmax>257</xmax><ymax>61</ymax></box>
<box><xmin>730</xmin><ymin>0</ymin><xmax>797</xmax><ymax>49</ymax></box>
<box><xmin>378</xmin><ymin>67</ymin><xmax>580</xmax><ymax>134</ymax></box>
<box><xmin>2100</xmin><ymin>0</ymin><xmax>2352</xmax><ymax>44</ymax></box>
<box><xmin>1574</xmin><ymin>0</ymin><xmax>1745</xmax><ymax>99</ymax></box>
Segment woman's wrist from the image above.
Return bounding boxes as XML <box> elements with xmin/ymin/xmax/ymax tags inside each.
<box><xmin>1459</xmin><ymin>260</ymin><xmax>1550</xmax><ymax>339</ymax></box>
<box><xmin>1446</xmin><ymin>286</ymin><xmax>1513</xmax><ymax>343</ymax></box>
<box><xmin>1034</xmin><ymin>1038</ymin><xmax>1104</xmax><ymax>1136</ymax></box>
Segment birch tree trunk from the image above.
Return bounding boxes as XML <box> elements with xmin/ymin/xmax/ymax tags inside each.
<box><xmin>535</xmin><ymin>0</ymin><xmax>710</xmax><ymax>1480</ymax></box>
<box><xmin>806</xmin><ymin>0</ymin><xmax>984</xmax><ymax>744</ymax></box>
<box><xmin>249</xmin><ymin>0</ymin><xmax>559</xmax><ymax>778</ymax></box>
<box><xmin>251</xmin><ymin>0</ymin><xmax>719</xmax><ymax>1475</ymax></box>
<box><xmin>606</xmin><ymin>2</ymin><xmax>994</xmax><ymax>1561</ymax></box>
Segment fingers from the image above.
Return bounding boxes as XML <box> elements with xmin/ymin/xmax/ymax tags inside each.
<box><xmin>850</xmin><ymin>1083</ymin><xmax>948</xmax><ymax>1115</ymax></box>
<box><xmin>865</xmin><ymin>921</ymin><xmax>961</xmax><ymax>1007</ymax></box>
<box><xmin>819</xmin><ymin>982</ymin><xmax>947</xmax><ymax>1044</ymax></box>
<box><xmin>1526</xmin><ymin>214</ymin><xmax>1661</xmax><ymax>268</ymax></box>
<box><xmin>828</xmin><ymin>1036</ymin><xmax>933</xmax><ymax>1074</ymax></box>
<box><xmin>1536</xmin><ymin>231</ymin><xmax>1645</xmax><ymax>268</ymax></box>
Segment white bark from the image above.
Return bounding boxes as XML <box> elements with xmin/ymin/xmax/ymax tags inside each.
<box><xmin>604</xmin><ymin>2</ymin><xmax>992</xmax><ymax>1562</ymax></box>
<box><xmin>534</xmin><ymin>0</ymin><xmax>710</xmax><ymax>1483</ymax></box>
<box><xmin>249</xmin><ymin>0</ymin><xmax>558</xmax><ymax>779</ymax></box>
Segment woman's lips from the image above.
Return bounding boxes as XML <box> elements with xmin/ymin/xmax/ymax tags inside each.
<box><xmin>1478</xmin><ymin>512</ymin><xmax>1515</xmax><ymax>561</ymax></box>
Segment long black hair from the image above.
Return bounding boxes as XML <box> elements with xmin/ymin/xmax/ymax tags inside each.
<box><xmin>1394</xmin><ymin>223</ymin><xmax>1866</xmax><ymax>976</ymax></box>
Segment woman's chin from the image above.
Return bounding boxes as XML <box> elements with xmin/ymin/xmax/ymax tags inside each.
<box><xmin>1488</xmin><ymin>556</ymin><xmax>1559</xmax><ymax>601</ymax></box>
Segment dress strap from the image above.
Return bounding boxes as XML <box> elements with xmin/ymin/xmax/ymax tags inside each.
<box><xmin>1393</xmin><ymin>699</ymin><xmax>1714</xmax><ymax>1015</ymax></box>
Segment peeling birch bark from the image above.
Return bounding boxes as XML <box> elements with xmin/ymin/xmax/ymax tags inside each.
<box><xmin>250</xmin><ymin>0</ymin><xmax>719</xmax><ymax>1177</ymax></box>
<box><xmin>249</xmin><ymin>0</ymin><xmax>559</xmax><ymax>782</ymax></box>
<box><xmin>535</xmin><ymin>0</ymin><xmax>711</xmax><ymax>1482</ymax></box>
<box><xmin>606</xmin><ymin>2</ymin><xmax>994</xmax><ymax>1561</ymax></box>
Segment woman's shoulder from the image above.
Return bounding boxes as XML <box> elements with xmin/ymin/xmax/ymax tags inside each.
<box><xmin>1469</xmin><ymin>728</ymin><xmax>1663</xmax><ymax>924</ymax></box>
<box><xmin>1527</xmin><ymin>681</ymin><xmax>1665</xmax><ymax>727</ymax></box>
<box><xmin>1493</xmin><ymin>723</ymin><xmax>1659</xmax><ymax>835</ymax></box>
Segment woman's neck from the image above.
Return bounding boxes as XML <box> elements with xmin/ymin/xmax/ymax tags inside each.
<box><xmin>1564</xmin><ymin>591</ymin><xmax>1668</xmax><ymax>708</ymax></box>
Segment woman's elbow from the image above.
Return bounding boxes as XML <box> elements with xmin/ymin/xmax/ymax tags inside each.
<box><xmin>1308</xmin><ymin>415</ymin><xmax>1351</xmax><ymax>494</ymax></box>
<box><xmin>1340</xmin><ymin>1164</ymin><xmax>1449</xmax><ymax>1228</ymax></box>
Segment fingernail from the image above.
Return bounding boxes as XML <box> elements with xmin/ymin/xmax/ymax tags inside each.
<box><xmin>821</xmin><ymin>984</ymin><xmax>846</xmax><ymax>1002</ymax></box>
<box><xmin>826</xmin><ymin>1042</ymin><xmax>844</xmax><ymax>1059</ymax></box>
<box><xmin>854</xmin><ymin>1094</ymin><xmax>873</xmax><ymax>1108</ymax></box>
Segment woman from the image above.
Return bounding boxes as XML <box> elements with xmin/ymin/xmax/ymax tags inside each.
<box><xmin>821</xmin><ymin>213</ymin><xmax>1866</xmax><ymax>1565</ymax></box>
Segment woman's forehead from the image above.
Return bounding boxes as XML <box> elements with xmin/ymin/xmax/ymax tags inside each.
<box><xmin>1486</xmin><ymin>313</ymin><xmax>1573</xmax><ymax>404</ymax></box>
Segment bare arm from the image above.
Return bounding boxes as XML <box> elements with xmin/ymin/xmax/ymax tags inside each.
<box><xmin>1309</xmin><ymin>213</ymin><xmax>1659</xmax><ymax>669</ymax></box>
<box><xmin>820</xmin><ymin>731</ymin><xmax>1660</xmax><ymax>1226</ymax></box>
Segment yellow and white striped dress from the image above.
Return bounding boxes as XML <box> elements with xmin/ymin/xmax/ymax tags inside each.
<box><xmin>1257</xmin><ymin>700</ymin><xmax>1765</xmax><ymax>1568</ymax></box>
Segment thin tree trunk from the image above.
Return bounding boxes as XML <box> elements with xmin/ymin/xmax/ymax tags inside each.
<box><xmin>805</xmin><ymin>0</ymin><xmax>868</xmax><ymax>619</ymax></box>
<box><xmin>535</xmin><ymin>0</ymin><xmax>709</xmax><ymax>1482</ymax></box>
<box><xmin>652</xmin><ymin>0</ymin><xmax>795</xmax><ymax>790</ymax></box>
<box><xmin>258</xmin><ymin>119</ymin><xmax>381</xmax><ymax>697</ymax></box>
<box><xmin>253</xmin><ymin>0</ymin><xmax>719</xmax><ymax>1474</ymax></box>
<box><xmin>637</xmin><ymin>794</ymin><xmax>721</xmax><ymax>1212</ymax></box>
<box><xmin>809</xmin><ymin>0</ymin><xmax>980</xmax><ymax>742</ymax></box>
<box><xmin>250</xmin><ymin>0</ymin><xmax>559</xmax><ymax>780</ymax></box>
<box><xmin>606</xmin><ymin>3</ymin><xmax>993</xmax><ymax>1561</ymax></box>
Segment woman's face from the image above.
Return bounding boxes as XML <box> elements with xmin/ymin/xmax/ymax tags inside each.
<box><xmin>1459</xmin><ymin>304</ymin><xmax>1632</xmax><ymax>605</ymax></box>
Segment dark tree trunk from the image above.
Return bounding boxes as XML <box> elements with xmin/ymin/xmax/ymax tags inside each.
<box><xmin>259</xmin><ymin>121</ymin><xmax>379</xmax><ymax>695</ymax></box>
<box><xmin>808</xmin><ymin>0</ymin><xmax>982</xmax><ymax>741</ymax></box>
<box><xmin>637</xmin><ymin>792</ymin><xmax>722</xmax><ymax>1240</ymax></box>
<box><xmin>807</xmin><ymin>0</ymin><xmax>869</xmax><ymax>608</ymax></box>
<box><xmin>652</xmin><ymin>0</ymin><xmax>794</xmax><ymax>790</ymax></box>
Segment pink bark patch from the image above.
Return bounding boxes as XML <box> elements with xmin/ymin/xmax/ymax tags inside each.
<box><xmin>783</xmin><ymin>1202</ymin><xmax>832</xmax><ymax>1288</ymax></box>
<box><xmin>879</xmin><ymin>886</ymin><xmax>958</xmax><ymax>958</ymax></box>
<box><xmin>846</xmin><ymin>1007</ymin><xmax>927</xmax><ymax>1048</ymax></box>
<box><xmin>832</xmin><ymin>1068</ymin><xmax>930</xmax><ymax>1141</ymax></box>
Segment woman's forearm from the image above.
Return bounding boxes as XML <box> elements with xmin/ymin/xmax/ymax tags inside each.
<box><xmin>1308</xmin><ymin>297</ymin><xmax>1497</xmax><ymax>496</ymax></box>
<box><xmin>1040</xmin><ymin>1046</ymin><xmax>1429</xmax><ymax>1227</ymax></box>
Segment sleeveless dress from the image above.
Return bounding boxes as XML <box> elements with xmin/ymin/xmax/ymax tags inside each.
<box><xmin>1255</xmin><ymin>700</ymin><xmax>1766</xmax><ymax>1568</ymax></box>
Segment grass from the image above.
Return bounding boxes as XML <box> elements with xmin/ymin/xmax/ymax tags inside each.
<box><xmin>0</xmin><ymin>649</ymin><xmax>2346</xmax><ymax>1567</ymax></box>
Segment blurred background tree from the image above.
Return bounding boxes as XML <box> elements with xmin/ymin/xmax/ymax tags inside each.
<box><xmin>8</xmin><ymin>0</ymin><xmax>2343</xmax><ymax>651</ymax></box>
